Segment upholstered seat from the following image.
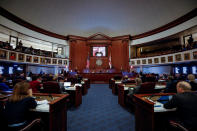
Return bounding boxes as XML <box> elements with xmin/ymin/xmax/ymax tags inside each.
<box><xmin>42</xmin><ymin>81</ymin><xmax>61</xmax><ymax>94</ymax></box>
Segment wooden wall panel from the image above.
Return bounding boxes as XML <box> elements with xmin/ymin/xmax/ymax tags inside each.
<box><xmin>69</xmin><ymin>34</ymin><xmax>130</xmax><ymax>72</ymax></box>
<box><xmin>111</xmin><ymin>40</ymin><xmax>129</xmax><ymax>71</ymax></box>
<box><xmin>69</xmin><ymin>40</ymin><xmax>87</xmax><ymax>72</ymax></box>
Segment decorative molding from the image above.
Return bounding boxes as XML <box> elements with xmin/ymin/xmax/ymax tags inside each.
<box><xmin>0</xmin><ymin>6</ymin><xmax>196</xmax><ymax>42</ymax></box>
<box><xmin>0</xmin><ymin>7</ymin><xmax>67</xmax><ymax>40</ymax></box>
<box><xmin>132</xmin><ymin>8</ymin><xmax>197</xmax><ymax>40</ymax></box>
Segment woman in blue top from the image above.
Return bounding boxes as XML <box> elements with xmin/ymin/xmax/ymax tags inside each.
<box><xmin>4</xmin><ymin>81</ymin><xmax>37</xmax><ymax>130</ymax></box>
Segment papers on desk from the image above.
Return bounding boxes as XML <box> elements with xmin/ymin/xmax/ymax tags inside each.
<box><xmin>115</xmin><ymin>81</ymin><xmax>122</xmax><ymax>84</ymax></box>
<box><xmin>34</xmin><ymin>100</ymin><xmax>49</xmax><ymax>112</ymax></box>
<box><xmin>124</xmin><ymin>87</ymin><xmax>134</xmax><ymax>90</ymax></box>
<box><xmin>36</xmin><ymin>100</ymin><xmax>49</xmax><ymax>105</ymax></box>
<box><xmin>75</xmin><ymin>84</ymin><xmax>82</xmax><ymax>87</ymax></box>
<box><xmin>155</xmin><ymin>85</ymin><xmax>166</xmax><ymax>90</ymax></box>
<box><xmin>154</xmin><ymin>101</ymin><xmax>176</xmax><ymax>112</ymax></box>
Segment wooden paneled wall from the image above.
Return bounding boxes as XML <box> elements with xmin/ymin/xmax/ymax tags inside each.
<box><xmin>68</xmin><ymin>34</ymin><xmax>130</xmax><ymax>73</ymax></box>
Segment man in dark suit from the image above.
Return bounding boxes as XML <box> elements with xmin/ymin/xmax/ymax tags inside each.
<box><xmin>164</xmin><ymin>81</ymin><xmax>197</xmax><ymax>130</ymax></box>
<box><xmin>188</xmin><ymin>74</ymin><xmax>197</xmax><ymax>91</ymax></box>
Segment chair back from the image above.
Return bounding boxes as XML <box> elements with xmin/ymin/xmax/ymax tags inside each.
<box><xmin>42</xmin><ymin>81</ymin><xmax>61</xmax><ymax>94</ymax></box>
<box><xmin>138</xmin><ymin>82</ymin><xmax>155</xmax><ymax>94</ymax></box>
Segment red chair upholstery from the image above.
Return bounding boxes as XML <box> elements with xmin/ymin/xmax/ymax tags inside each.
<box><xmin>42</xmin><ymin>81</ymin><xmax>61</xmax><ymax>94</ymax></box>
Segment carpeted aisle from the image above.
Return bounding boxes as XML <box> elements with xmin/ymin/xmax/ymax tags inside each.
<box><xmin>67</xmin><ymin>84</ymin><xmax>135</xmax><ymax>131</ymax></box>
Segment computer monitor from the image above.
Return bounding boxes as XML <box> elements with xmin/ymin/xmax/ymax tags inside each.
<box><xmin>192</xmin><ymin>66</ymin><xmax>197</xmax><ymax>74</ymax></box>
<box><xmin>182</xmin><ymin>67</ymin><xmax>188</xmax><ymax>74</ymax></box>
<box><xmin>175</xmin><ymin>67</ymin><xmax>181</xmax><ymax>74</ymax></box>
<box><xmin>64</xmin><ymin>82</ymin><xmax>71</xmax><ymax>87</ymax></box>
<box><xmin>26</xmin><ymin>77</ymin><xmax>31</xmax><ymax>81</ymax></box>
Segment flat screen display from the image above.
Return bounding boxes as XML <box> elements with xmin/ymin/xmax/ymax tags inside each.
<box><xmin>192</xmin><ymin>66</ymin><xmax>197</xmax><ymax>74</ymax></box>
<box><xmin>182</xmin><ymin>67</ymin><xmax>188</xmax><ymax>74</ymax></box>
<box><xmin>92</xmin><ymin>47</ymin><xmax>106</xmax><ymax>57</ymax></box>
<box><xmin>175</xmin><ymin>67</ymin><xmax>181</xmax><ymax>74</ymax></box>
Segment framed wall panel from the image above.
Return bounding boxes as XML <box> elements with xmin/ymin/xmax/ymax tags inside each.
<box><xmin>26</xmin><ymin>55</ymin><xmax>32</xmax><ymax>62</ymax></box>
<box><xmin>142</xmin><ymin>59</ymin><xmax>146</xmax><ymax>64</ymax></box>
<box><xmin>18</xmin><ymin>53</ymin><xmax>25</xmax><ymax>62</ymax></box>
<box><xmin>184</xmin><ymin>53</ymin><xmax>190</xmax><ymax>60</ymax></box>
<box><xmin>52</xmin><ymin>59</ymin><xmax>57</xmax><ymax>64</ymax></box>
<box><xmin>9</xmin><ymin>52</ymin><xmax>16</xmax><ymax>61</ymax></box>
<box><xmin>154</xmin><ymin>58</ymin><xmax>159</xmax><ymax>63</ymax></box>
<box><xmin>0</xmin><ymin>49</ymin><xmax>7</xmax><ymax>59</ymax></box>
<box><xmin>33</xmin><ymin>56</ymin><xmax>39</xmax><ymax>63</ymax></box>
<box><xmin>148</xmin><ymin>59</ymin><xmax>152</xmax><ymax>64</ymax></box>
<box><xmin>168</xmin><ymin>56</ymin><xmax>173</xmax><ymax>62</ymax></box>
<box><xmin>175</xmin><ymin>54</ymin><xmax>182</xmax><ymax>61</ymax></box>
<box><xmin>161</xmin><ymin>57</ymin><xmax>166</xmax><ymax>63</ymax></box>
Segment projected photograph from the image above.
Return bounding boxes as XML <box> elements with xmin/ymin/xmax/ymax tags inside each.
<box><xmin>92</xmin><ymin>47</ymin><xmax>106</xmax><ymax>57</ymax></box>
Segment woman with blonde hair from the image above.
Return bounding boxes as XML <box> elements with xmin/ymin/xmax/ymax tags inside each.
<box><xmin>4</xmin><ymin>81</ymin><xmax>37</xmax><ymax>130</ymax></box>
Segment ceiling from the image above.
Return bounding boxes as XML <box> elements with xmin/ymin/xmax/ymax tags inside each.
<box><xmin>0</xmin><ymin>0</ymin><xmax>196</xmax><ymax>37</ymax></box>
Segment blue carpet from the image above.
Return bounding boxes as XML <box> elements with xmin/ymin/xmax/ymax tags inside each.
<box><xmin>67</xmin><ymin>84</ymin><xmax>135</xmax><ymax>131</ymax></box>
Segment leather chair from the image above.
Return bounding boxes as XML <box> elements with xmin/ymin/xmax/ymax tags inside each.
<box><xmin>137</xmin><ymin>82</ymin><xmax>155</xmax><ymax>94</ymax></box>
<box><xmin>169</xmin><ymin>120</ymin><xmax>189</xmax><ymax>131</ymax></box>
<box><xmin>42</xmin><ymin>81</ymin><xmax>61</xmax><ymax>94</ymax></box>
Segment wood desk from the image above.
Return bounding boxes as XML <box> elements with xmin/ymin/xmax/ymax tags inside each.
<box><xmin>112</xmin><ymin>80</ymin><xmax>122</xmax><ymax>95</ymax></box>
<box><xmin>79</xmin><ymin>73</ymin><xmax>121</xmax><ymax>83</ymax></box>
<box><xmin>65</xmin><ymin>85</ymin><xmax>82</xmax><ymax>107</ymax></box>
<box><xmin>33</xmin><ymin>93</ymin><xmax>69</xmax><ymax>131</ymax></box>
<box><xmin>118</xmin><ymin>84</ymin><xmax>136</xmax><ymax>107</ymax></box>
<box><xmin>133</xmin><ymin>93</ymin><xmax>175</xmax><ymax>131</ymax></box>
<box><xmin>0</xmin><ymin>92</ymin><xmax>69</xmax><ymax>131</ymax></box>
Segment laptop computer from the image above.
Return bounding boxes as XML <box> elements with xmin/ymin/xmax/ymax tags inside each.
<box><xmin>64</xmin><ymin>82</ymin><xmax>71</xmax><ymax>87</ymax></box>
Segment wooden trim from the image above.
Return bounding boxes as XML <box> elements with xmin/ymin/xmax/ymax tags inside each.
<box><xmin>132</xmin><ymin>8</ymin><xmax>197</xmax><ymax>40</ymax></box>
<box><xmin>0</xmin><ymin>7</ymin><xmax>67</xmax><ymax>40</ymax></box>
<box><xmin>67</xmin><ymin>35</ymin><xmax>87</xmax><ymax>41</ymax></box>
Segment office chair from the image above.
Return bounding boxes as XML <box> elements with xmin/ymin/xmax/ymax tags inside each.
<box><xmin>42</xmin><ymin>81</ymin><xmax>61</xmax><ymax>94</ymax></box>
<box><xmin>169</xmin><ymin>120</ymin><xmax>189</xmax><ymax>131</ymax></box>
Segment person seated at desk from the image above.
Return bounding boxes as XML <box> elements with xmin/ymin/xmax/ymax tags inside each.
<box><xmin>127</xmin><ymin>78</ymin><xmax>142</xmax><ymax>97</ymax></box>
<box><xmin>164</xmin><ymin>81</ymin><xmax>197</xmax><ymax>130</ymax></box>
<box><xmin>163</xmin><ymin>76</ymin><xmax>177</xmax><ymax>93</ymax></box>
<box><xmin>122</xmin><ymin>75</ymin><xmax>129</xmax><ymax>83</ymax></box>
<box><xmin>29</xmin><ymin>75</ymin><xmax>42</xmax><ymax>93</ymax></box>
<box><xmin>58</xmin><ymin>77</ymin><xmax>67</xmax><ymax>93</ymax></box>
<box><xmin>187</xmin><ymin>74</ymin><xmax>197</xmax><ymax>91</ymax></box>
<box><xmin>0</xmin><ymin>76</ymin><xmax>12</xmax><ymax>91</ymax></box>
<box><xmin>4</xmin><ymin>82</ymin><xmax>38</xmax><ymax>130</ymax></box>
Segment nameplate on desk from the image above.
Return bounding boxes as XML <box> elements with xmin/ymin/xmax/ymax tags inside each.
<box><xmin>155</xmin><ymin>85</ymin><xmax>166</xmax><ymax>90</ymax></box>
<box><xmin>154</xmin><ymin>101</ymin><xmax>176</xmax><ymax>112</ymax></box>
<box><xmin>31</xmin><ymin>100</ymin><xmax>49</xmax><ymax>112</ymax></box>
